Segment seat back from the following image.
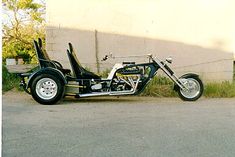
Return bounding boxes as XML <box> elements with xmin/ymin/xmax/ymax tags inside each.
<box><xmin>33</xmin><ymin>38</ymin><xmax>71</xmax><ymax>75</ymax></box>
<box><xmin>67</xmin><ymin>43</ymin><xmax>85</xmax><ymax>77</ymax></box>
<box><xmin>38</xmin><ymin>38</ymin><xmax>50</xmax><ymax>60</ymax></box>
<box><xmin>34</xmin><ymin>38</ymin><xmax>61</xmax><ymax>69</ymax></box>
<box><xmin>67</xmin><ymin>43</ymin><xmax>100</xmax><ymax>79</ymax></box>
<box><xmin>33</xmin><ymin>39</ymin><xmax>53</xmax><ymax>68</ymax></box>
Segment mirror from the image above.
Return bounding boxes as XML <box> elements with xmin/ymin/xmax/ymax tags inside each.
<box><xmin>166</xmin><ymin>57</ymin><xmax>172</xmax><ymax>64</ymax></box>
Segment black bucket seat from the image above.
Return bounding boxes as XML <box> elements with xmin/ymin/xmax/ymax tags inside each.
<box><xmin>34</xmin><ymin>38</ymin><xmax>71</xmax><ymax>75</ymax></box>
<box><xmin>67</xmin><ymin>43</ymin><xmax>100</xmax><ymax>79</ymax></box>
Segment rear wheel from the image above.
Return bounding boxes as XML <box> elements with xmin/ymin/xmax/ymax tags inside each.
<box><xmin>178</xmin><ymin>76</ymin><xmax>203</xmax><ymax>101</ymax></box>
<box><xmin>31</xmin><ymin>74</ymin><xmax>64</xmax><ymax>105</ymax></box>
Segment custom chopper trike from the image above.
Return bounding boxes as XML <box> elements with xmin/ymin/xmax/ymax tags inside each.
<box><xmin>19</xmin><ymin>38</ymin><xmax>203</xmax><ymax>105</ymax></box>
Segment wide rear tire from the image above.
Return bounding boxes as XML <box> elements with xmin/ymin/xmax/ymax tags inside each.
<box><xmin>30</xmin><ymin>74</ymin><xmax>64</xmax><ymax>105</ymax></box>
<box><xmin>178</xmin><ymin>76</ymin><xmax>203</xmax><ymax>101</ymax></box>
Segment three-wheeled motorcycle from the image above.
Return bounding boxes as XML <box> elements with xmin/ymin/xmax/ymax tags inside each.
<box><xmin>19</xmin><ymin>38</ymin><xmax>203</xmax><ymax>105</ymax></box>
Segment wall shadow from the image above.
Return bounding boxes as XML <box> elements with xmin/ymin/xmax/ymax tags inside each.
<box><xmin>46</xmin><ymin>26</ymin><xmax>234</xmax><ymax>82</ymax></box>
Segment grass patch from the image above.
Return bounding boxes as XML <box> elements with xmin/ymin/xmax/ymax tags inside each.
<box><xmin>204</xmin><ymin>81</ymin><xmax>235</xmax><ymax>98</ymax></box>
<box><xmin>2</xmin><ymin>65</ymin><xmax>21</xmax><ymax>92</ymax></box>
<box><xmin>141</xmin><ymin>76</ymin><xmax>177</xmax><ymax>97</ymax></box>
<box><xmin>141</xmin><ymin>76</ymin><xmax>235</xmax><ymax>98</ymax></box>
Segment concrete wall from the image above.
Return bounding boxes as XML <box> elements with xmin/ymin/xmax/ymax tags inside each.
<box><xmin>46</xmin><ymin>27</ymin><xmax>233</xmax><ymax>82</ymax></box>
<box><xmin>46</xmin><ymin>0</ymin><xmax>234</xmax><ymax>82</ymax></box>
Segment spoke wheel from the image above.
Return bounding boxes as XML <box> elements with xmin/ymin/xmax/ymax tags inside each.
<box><xmin>178</xmin><ymin>76</ymin><xmax>203</xmax><ymax>101</ymax></box>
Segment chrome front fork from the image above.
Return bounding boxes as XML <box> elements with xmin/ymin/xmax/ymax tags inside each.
<box><xmin>153</xmin><ymin>59</ymin><xmax>188</xmax><ymax>91</ymax></box>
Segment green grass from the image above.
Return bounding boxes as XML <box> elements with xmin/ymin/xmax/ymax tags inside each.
<box><xmin>204</xmin><ymin>81</ymin><xmax>235</xmax><ymax>98</ymax></box>
<box><xmin>142</xmin><ymin>76</ymin><xmax>235</xmax><ymax>98</ymax></box>
<box><xmin>141</xmin><ymin>76</ymin><xmax>177</xmax><ymax>97</ymax></box>
<box><xmin>2</xmin><ymin>65</ymin><xmax>21</xmax><ymax>92</ymax></box>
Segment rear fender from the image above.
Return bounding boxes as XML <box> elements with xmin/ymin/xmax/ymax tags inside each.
<box><xmin>173</xmin><ymin>73</ymin><xmax>199</xmax><ymax>91</ymax></box>
<box><xmin>26</xmin><ymin>67</ymin><xmax>67</xmax><ymax>89</ymax></box>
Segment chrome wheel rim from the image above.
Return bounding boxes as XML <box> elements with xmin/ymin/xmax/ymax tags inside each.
<box><xmin>36</xmin><ymin>78</ymin><xmax>58</xmax><ymax>100</ymax></box>
<box><xmin>180</xmin><ymin>78</ymin><xmax>200</xmax><ymax>99</ymax></box>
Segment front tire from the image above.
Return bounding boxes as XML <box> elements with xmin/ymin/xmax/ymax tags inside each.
<box><xmin>31</xmin><ymin>74</ymin><xmax>64</xmax><ymax>105</ymax></box>
<box><xmin>177</xmin><ymin>76</ymin><xmax>203</xmax><ymax>101</ymax></box>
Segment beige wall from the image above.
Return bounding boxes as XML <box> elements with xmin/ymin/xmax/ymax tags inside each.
<box><xmin>46</xmin><ymin>0</ymin><xmax>234</xmax><ymax>82</ymax></box>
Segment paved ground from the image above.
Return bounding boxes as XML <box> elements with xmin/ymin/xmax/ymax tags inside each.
<box><xmin>2</xmin><ymin>91</ymin><xmax>235</xmax><ymax>157</ymax></box>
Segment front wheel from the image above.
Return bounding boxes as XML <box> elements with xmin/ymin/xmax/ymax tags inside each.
<box><xmin>177</xmin><ymin>76</ymin><xmax>203</xmax><ymax>101</ymax></box>
<box><xmin>30</xmin><ymin>74</ymin><xmax>64</xmax><ymax>105</ymax></box>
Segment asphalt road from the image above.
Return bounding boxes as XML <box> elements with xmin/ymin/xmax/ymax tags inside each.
<box><xmin>2</xmin><ymin>91</ymin><xmax>235</xmax><ymax>157</ymax></box>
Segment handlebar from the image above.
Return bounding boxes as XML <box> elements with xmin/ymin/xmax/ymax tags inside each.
<box><xmin>101</xmin><ymin>53</ymin><xmax>153</xmax><ymax>62</ymax></box>
<box><xmin>101</xmin><ymin>55</ymin><xmax>108</xmax><ymax>61</ymax></box>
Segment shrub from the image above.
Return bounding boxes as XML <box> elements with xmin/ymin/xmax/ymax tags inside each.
<box><xmin>2</xmin><ymin>65</ymin><xmax>21</xmax><ymax>92</ymax></box>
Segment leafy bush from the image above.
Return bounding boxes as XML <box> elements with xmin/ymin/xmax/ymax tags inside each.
<box><xmin>2</xmin><ymin>65</ymin><xmax>21</xmax><ymax>92</ymax></box>
<box><xmin>2</xmin><ymin>0</ymin><xmax>45</xmax><ymax>64</ymax></box>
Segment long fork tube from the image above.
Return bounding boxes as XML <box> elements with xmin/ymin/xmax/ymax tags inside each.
<box><xmin>152</xmin><ymin>58</ymin><xmax>186</xmax><ymax>90</ymax></box>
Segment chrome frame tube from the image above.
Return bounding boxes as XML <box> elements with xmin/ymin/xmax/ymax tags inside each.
<box><xmin>78</xmin><ymin>75</ymin><xmax>141</xmax><ymax>97</ymax></box>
